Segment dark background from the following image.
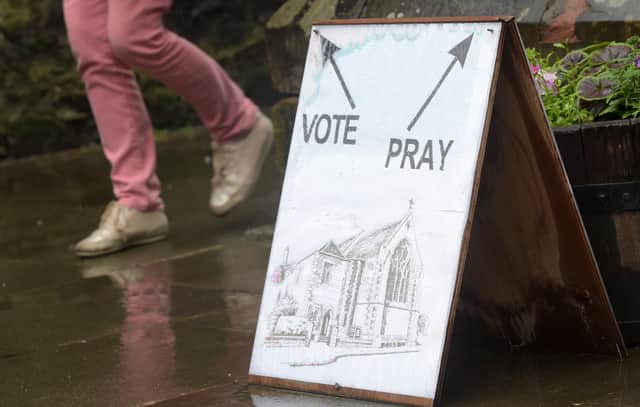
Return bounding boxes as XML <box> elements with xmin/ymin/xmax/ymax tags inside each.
<box><xmin>0</xmin><ymin>0</ymin><xmax>286</xmax><ymax>159</ymax></box>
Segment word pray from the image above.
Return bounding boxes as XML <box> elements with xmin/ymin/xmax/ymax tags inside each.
<box><xmin>385</xmin><ymin>138</ymin><xmax>454</xmax><ymax>170</ymax></box>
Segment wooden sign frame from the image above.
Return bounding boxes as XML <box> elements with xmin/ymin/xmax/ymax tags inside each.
<box><xmin>249</xmin><ymin>16</ymin><xmax>626</xmax><ymax>407</ymax></box>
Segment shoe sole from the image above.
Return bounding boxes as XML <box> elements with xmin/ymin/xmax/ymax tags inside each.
<box><xmin>211</xmin><ymin>124</ymin><xmax>274</xmax><ymax>216</ymax></box>
<box><xmin>75</xmin><ymin>234</ymin><xmax>168</xmax><ymax>258</ymax></box>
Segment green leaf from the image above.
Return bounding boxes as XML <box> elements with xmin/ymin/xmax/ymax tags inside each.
<box><xmin>560</xmin><ymin>51</ymin><xmax>588</xmax><ymax>71</ymax></box>
<box><xmin>590</xmin><ymin>43</ymin><xmax>634</xmax><ymax>65</ymax></box>
<box><xmin>577</xmin><ymin>76</ymin><xmax>617</xmax><ymax>101</ymax></box>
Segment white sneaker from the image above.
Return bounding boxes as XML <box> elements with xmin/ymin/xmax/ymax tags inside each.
<box><xmin>74</xmin><ymin>201</ymin><xmax>168</xmax><ymax>258</ymax></box>
<box><xmin>210</xmin><ymin>113</ymin><xmax>274</xmax><ymax>215</ymax></box>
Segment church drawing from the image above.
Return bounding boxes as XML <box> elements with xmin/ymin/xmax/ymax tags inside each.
<box><xmin>266</xmin><ymin>207</ymin><xmax>425</xmax><ymax>349</ymax></box>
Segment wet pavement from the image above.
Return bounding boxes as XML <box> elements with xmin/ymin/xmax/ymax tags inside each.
<box><xmin>1</xmin><ymin>134</ymin><xmax>640</xmax><ymax>406</ymax></box>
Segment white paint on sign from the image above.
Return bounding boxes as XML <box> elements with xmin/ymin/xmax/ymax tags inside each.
<box><xmin>250</xmin><ymin>21</ymin><xmax>502</xmax><ymax>401</ymax></box>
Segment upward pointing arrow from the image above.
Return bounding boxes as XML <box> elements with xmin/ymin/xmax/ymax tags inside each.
<box><xmin>448</xmin><ymin>33</ymin><xmax>474</xmax><ymax>68</ymax></box>
<box><xmin>315</xmin><ymin>30</ymin><xmax>356</xmax><ymax>109</ymax></box>
<box><xmin>407</xmin><ymin>34</ymin><xmax>474</xmax><ymax>132</ymax></box>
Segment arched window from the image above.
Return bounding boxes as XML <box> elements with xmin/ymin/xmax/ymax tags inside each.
<box><xmin>321</xmin><ymin>261</ymin><xmax>333</xmax><ymax>284</ymax></box>
<box><xmin>385</xmin><ymin>240</ymin><xmax>411</xmax><ymax>304</ymax></box>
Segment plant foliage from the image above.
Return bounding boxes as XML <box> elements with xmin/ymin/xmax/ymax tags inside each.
<box><xmin>527</xmin><ymin>37</ymin><xmax>640</xmax><ymax>127</ymax></box>
<box><xmin>0</xmin><ymin>0</ymin><xmax>91</xmax><ymax>158</ymax></box>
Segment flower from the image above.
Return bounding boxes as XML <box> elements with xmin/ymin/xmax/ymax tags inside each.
<box><xmin>530</xmin><ymin>64</ymin><xmax>541</xmax><ymax>74</ymax></box>
<box><xmin>543</xmin><ymin>71</ymin><xmax>559</xmax><ymax>95</ymax></box>
<box><xmin>635</xmin><ymin>56</ymin><xmax>640</xmax><ymax>69</ymax></box>
<box><xmin>533</xmin><ymin>69</ymin><xmax>558</xmax><ymax>96</ymax></box>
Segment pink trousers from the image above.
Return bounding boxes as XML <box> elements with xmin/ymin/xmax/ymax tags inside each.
<box><xmin>63</xmin><ymin>0</ymin><xmax>258</xmax><ymax>211</ymax></box>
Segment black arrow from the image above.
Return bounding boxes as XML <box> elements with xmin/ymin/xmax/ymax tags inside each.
<box><xmin>315</xmin><ymin>30</ymin><xmax>356</xmax><ymax>109</ymax></box>
<box><xmin>407</xmin><ymin>34</ymin><xmax>474</xmax><ymax>132</ymax></box>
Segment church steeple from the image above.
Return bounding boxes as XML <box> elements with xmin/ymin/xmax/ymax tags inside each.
<box><xmin>404</xmin><ymin>199</ymin><xmax>415</xmax><ymax>230</ymax></box>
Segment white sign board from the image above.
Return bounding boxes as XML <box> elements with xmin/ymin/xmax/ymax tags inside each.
<box><xmin>248</xmin><ymin>17</ymin><xmax>624</xmax><ymax>407</ymax></box>
<box><xmin>250</xmin><ymin>20</ymin><xmax>500</xmax><ymax>405</ymax></box>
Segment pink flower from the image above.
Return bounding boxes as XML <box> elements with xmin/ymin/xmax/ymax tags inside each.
<box><xmin>533</xmin><ymin>69</ymin><xmax>558</xmax><ymax>96</ymax></box>
<box><xmin>530</xmin><ymin>64</ymin><xmax>541</xmax><ymax>74</ymax></box>
<box><xmin>543</xmin><ymin>71</ymin><xmax>558</xmax><ymax>95</ymax></box>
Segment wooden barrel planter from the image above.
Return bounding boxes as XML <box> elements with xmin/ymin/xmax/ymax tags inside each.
<box><xmin>554</xmin><ymin>118</ymin><xmax>640</xmax><ymax>347</ymax></box>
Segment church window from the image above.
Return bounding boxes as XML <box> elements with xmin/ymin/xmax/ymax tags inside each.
<box><xmin>385</xmin><ymin>240</ymin><xmax>411</xmax><ymax>303</ymax></box>
<box><xmin>321</xmin><ymin>261</ymin><xmax>334</xmax><ymax>284</ymax></box>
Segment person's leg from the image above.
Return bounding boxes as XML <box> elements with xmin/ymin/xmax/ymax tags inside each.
<box><xmin>106</xmin><ymin>0</ymin><xmax>272</xmax><ymax>216</ymax></box>
<box><xmin>63</xmin><ymin>0</ymin><xmax>163</xmax><ymax>212</ymax></box>
<box><xmin>106</xmin><ymin>0</ymin><xmax>258</xmax><ymax>144</ymax></box>
<box><xmin>64</xmin><ymin>0</ymin><xmax>168</xmax><ymax>257</ymax></box>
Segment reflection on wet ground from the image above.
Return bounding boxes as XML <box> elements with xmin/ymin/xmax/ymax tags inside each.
<box><xmin>1</xmin><ymin>136</ymin><xmax>639</xmax><ymax>406</ymax></box>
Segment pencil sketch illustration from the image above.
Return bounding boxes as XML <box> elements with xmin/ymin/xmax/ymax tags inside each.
<box><xmin>264</xmin><ymin>204</ymin><xmax>427</xmax><ymax>363</ymax></box>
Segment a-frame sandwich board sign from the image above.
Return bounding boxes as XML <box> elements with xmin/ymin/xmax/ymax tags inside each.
<box><xmin>248</xmin><ymin>16</ymin><xmax>626</xmax><ymax>407</ymax></box>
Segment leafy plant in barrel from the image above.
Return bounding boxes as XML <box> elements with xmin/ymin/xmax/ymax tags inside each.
<box><xmin>527</xmin><ymin>38</ymin><xmax>640</xmax><ymax>127</ymax></box>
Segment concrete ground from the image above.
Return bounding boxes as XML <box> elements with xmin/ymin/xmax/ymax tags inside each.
<box><xmin>1</xmin><ymin>134</ymin><xmax>639</xmax><ymax>406</ymax></box>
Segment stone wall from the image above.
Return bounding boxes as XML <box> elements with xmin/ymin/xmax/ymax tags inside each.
<box><xmin>0</xmin><ymin>0</ymin><xmax>286</xmax><ymax>159</ymax></box>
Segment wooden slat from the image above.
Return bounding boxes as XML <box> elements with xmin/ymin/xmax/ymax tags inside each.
<box><xmin>313</xmin><ymin>16</ymin><xmax>515</xmax><ymax>26</ymax></box>
<box><xmin>581</xmin><ymin>210</ymin><xmax>640</xmax><ymax>346</ymax></box>
<box><xmin>582</xmin><ymin>119</ymin><xmax>635</xmax><ymax>184</ymax></box>
<box><xmin>554</xmin><ymin>124</ymin><xmax>587</xmax><ymax>185</ymax></box>
<box><xmin>248</xmin><ymin>375</ymin><xmax>433</xmax><ymax>407</ymax></box>
<box><xmin>458</xmin><ymin>20</ymin><xmax>626</xmax><ymax>357</ymax></box>
<box><xmin>584</xmin><ymin>213</ymin><xmax>627</xmax><ymax>304</ymax></box>
<box><xmin>630</xmin><ymin>118</ymin><xmax>640</xmax><ymax>179</ymax></box>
